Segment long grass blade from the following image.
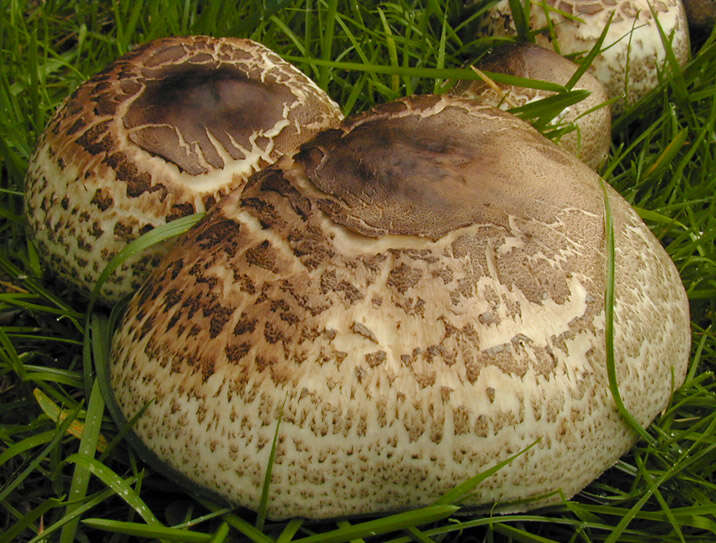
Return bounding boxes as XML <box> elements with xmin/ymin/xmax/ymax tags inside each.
<box><xmin>292</xmin><ymin>505</ymin><xmax>459</xmax><ymax>543</ymax></box>
<box><xmin>256</xmin><ymin>404</ymin><xmax>284</xmax><ymax>531</ymax></box>
<box><xmin>60</xmin><ymin>376</ymin><xmax>107</xmax><ymax>543</ymax></box>
<box><xmin>32</xmin><ymin>387</ymin><xmax>108</xmax><ymax>452</ymax></box>
<box><xmin>65</xmin><ymin>453</ymin><xmax>161</xmax><ymax>525</ymax></box>
<box><xmin>599</xmin><ymin>180</ymin><xmax>654</xmax><ymax>446</ymax></box>
<box><xmin>82</xmin><ymin>518</ymin><xmax>210</xmax><ymax>542</ymax></box>
<box><xmin>90</xmin><ymin>212</ymin><xmax>205</xmax><ymax>305</ymax></box>
<box><xmin>435</xmin><ymin>440</ymin><xmax>538</xmax><ymax>505</ymax></box>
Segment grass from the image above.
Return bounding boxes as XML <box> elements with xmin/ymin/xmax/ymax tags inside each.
<box><xmin>1</xmin><ymin>0</ymin><xmax>715</xmax><ymax>541</ymax></box>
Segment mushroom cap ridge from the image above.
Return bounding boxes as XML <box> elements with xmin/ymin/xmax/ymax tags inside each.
<box><xmin>24</xmin><ymin>35</ymin><xmax>342</xmax><ymax>303</ymax></box>
<box><xmin>453</xmin><ymin>43</ymin><xmax>611</xmax><ymax>170</ymax></box>
<box><xmin>110</xmin><ymin>95</ymin><xmax>690</xmax><ymax>519</ymax></box>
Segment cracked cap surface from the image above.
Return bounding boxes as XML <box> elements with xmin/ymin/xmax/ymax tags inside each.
<box><xmin>110</xmin><ymin>95</ymin><xmax>690</xmax><ymax>519</ymax></box>
<box><xmin>24</xmin><ymin>35</ymin><xmax>342</xmax><ymax>303</ymax></box>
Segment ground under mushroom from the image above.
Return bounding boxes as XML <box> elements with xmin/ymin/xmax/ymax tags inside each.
<box><xmin>108</xmin><ymin>95</ymin><xmax>690</xmax><ymax>519</ymax></box>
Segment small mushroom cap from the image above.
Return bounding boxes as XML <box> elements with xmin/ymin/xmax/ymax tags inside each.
<box><xmin>479</xmin><ymin>0</ymin><xmax>691</xmax><ymax>113</ymax></box>
<box><xmin>453</xmin><ymin>43</ymin><xmax>611</xmax><ymax>169</ymax></box>
<box><xmin>24</xmin><ymin>36</ymin><xmax>342</xmax><ymax>303</ymax></box>
<box><xmin>110</xmin><ymin>95</ymin><xmax>689</xmax><ymax>519</ymax></box>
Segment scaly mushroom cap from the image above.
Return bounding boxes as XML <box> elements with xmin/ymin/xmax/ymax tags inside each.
<box><xmin>24</xmin><ymin>36</ymin><xmax>342</xmax><ymax>303</ymax></box>
<box><xmin>479</xmin><ymin>0</ymin><xmax>691</xmax><ymax>113</ymax></box>
<box><xmin>453</xmin><ymin>43</ymin><xmax>611</xmax><ymax>169</ymax></box>
<box><xmin>110</xmin><ymin>95</ymin><xmax>690</xmax><ymax>519</ymax></box>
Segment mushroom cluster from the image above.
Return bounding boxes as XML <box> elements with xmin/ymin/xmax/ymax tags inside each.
<box><xmin>452</xmin><ymin>43</ymin><xmax>611</xmax><ymax>169</ymax></box>
<box><xmin>109</xmin><ymin>95</ymin><xmax>690</xmax><ymax>519</ymax></box>
<box><xmin>479</xmin><ymin>0</ymin><xmax>691</xmax><ymax>113</ymax></box>
<box><xmin>24</xmin><ymin>36</ymin><xmax>342</xmax><ymax>303</ymax></box>
<box><xmin>24</xmin><ymin>27</ymin><xmax>692</xmax><ymax>521</ymax></box>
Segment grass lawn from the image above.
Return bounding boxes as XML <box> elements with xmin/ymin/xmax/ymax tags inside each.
<box><xmin>1</xmin><ymin>1</ymin><xmax>715</xmax><ymax>542</ymax></box>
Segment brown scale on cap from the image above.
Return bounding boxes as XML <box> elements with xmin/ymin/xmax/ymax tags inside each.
<box><xmin>24</xmin><ymin>36</ymin><xmax>343</xmax><ymax>303</ymax></box>
<box><xmin>110</xmin><ymin>95</ymin><xmax>689</xmax><ymax>519</ymax></box>
<box><xmin>453</xmin><ymin>43</ymin><xmax>611</xmax><ymax>169</ymax></box>
<box><xmin>478</xmin><ymin>0</ymin><xmax>691</xmax><ymax>113</ymax></box>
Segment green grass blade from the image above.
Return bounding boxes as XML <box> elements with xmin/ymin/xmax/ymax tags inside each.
<box><xmin>319</xmin><ymin>0</ymin><xmax>339</xmax><ymax>89</ymax></box>
<box><xmin>209</xmin><ymin>520</ymin><xmax>231</xmax><ymax>543</ymax></box>
<box><xmin>82</xmin><ymin>518</ymin><xmax>210</xmax><ymax>542</ymax></box>
<box><xmin>405</xmin><ymin>525</ymin><xmax>434</xmax><ymax>543</ymax></box>
<box><xmin>277</xmin><ymin>518</ymin><xmax>304</xmax><ymax>543</ymax></box>
<box><xmin>281</xmin><ymin>57</ymin><xmax>567</xmax><ymax>92</ymax></box>
<box><xmin>292</xmin><ymin>505</ymin><xmax>459</xmax><ymax>543</ymax></box>
<box><xmin>434</xmin><ymin>440</ymin><xmax>538</xmax><ymax>505</ymax></box>
<box><xmin>60</xmin><ymin>376</ymin><xmax>106</xmax><ymax>543</ymax></box>
<box><xmin>493</xmin><ymin>523</ymin><xmax>560</xmax><ymax>542</ymax></box>
<box><xmin>633</xmin><ymin>452</ymin><xmax>685</xmax><ymax>543</ymax></box>
<box><xmin>0</xmin><ymin>405</ymin><xmax>79</xmax><ymax>502</ymax></box>
<box><xmin>65</xmin><ymin>452</ymin><xmax>161</xmax><ymax>525</ymax></box>
<box><xmin>0</xmin><ymin>497</ymin><xmax>62</xmax><ymax>543</ymax></box>
<box><xmin>377</xmin><ymin>7</ymin><xmax>399</xmax><ymax>92</ymax></box>
<box><xmin>197</xmin><ymin>498</ymin><xmax>275</xmax><ymax>543</ymax></box>
<box><xmin>599</xmin><ymin>180</ymin><xmax>653</xmax><ymax>445</ymax></box>
<box><xmin>508</xmin><ymin>89</ymin><xmax>591</xmax><ymax>128</ymax></box>
<box><xmin>642</xmin><ymin>128</ymin><xmax>689</xmax><ymax>181</ymax></box>
<box><xmin>508</xmin><ymin>0</ymin><xmax>532</xmax><ymax>42</ymax></box>
<box><xmin>256</xmin><ymin>404</ymin><xmax>284</xmax><ymax>531</ymax></box>
<box><xmin>26</xmin><ymin>486</ymin><xmax>130</xmax><ymax>543</ymax></box>
<box><xmin>0</xmin><ymin>430</ymin><xmax>55</xmax><ymax>468</ymax></box>
<box><xmin>0</xmin><ymin>327</ymin><xmax>26</xmax><ymax>379</ymax></box>
<box><xmin>565</xmin><ymin>12</ymin><xmax>613</xmax><ymax>89</ymax></box>
<box><xmin>32</xmin><ymin>387</ymin><xmax>108</xmax><ymax>452</ymax></box>
<box><xmin>89</xmin><ymin>212</ymin><xmax>205</xmax><ymax>305</ymax></box>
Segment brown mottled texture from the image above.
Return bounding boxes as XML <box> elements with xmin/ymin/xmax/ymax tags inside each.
<box><xmin>110</xmin><ymin>96</ymin><xmax>690</xmax><ymax>519</ymax></box>
<box><xmin>24</xmin><ymin>36</ymin><xmax>343</xmax><ymax>303</ymax></box>
<box><xmin>478</xmin><ymin>0</ymin><xmax>691</xmax><ymax>113</ymax></box>
<box><xmin>453</xmin><ymin>43</ymin><xmax>611</xmax><ymax>169</ymax></box>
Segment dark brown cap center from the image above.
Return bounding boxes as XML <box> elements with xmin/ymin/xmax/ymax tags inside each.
<box><xmin>124</xmin><ymin>65</ymin><xmax>295</xmax><ymax>175</ymax></box>
<box><xmin>294</xmin><ymin>103</ymin><xmax>588</xmax><ymax>240</ymax></box>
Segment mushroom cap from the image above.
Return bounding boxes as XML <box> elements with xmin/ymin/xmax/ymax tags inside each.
<box><xmin>24</xmin><ymin>36</ymin><xmax>342</xmax><ymax>303</ymax></box>
<box><xmin>479</xmin><ymin>0</ymin><xmax>691</xmax><ymax>113</ymax></box>
<box><xmin>109</xmin><ymin>95</ymin><xmax>690</xmax><ymax>519</ymax></box>
<box><xmin>682</xmin><ymin>0</ymin><xmax>716</xmax><ymax>38</ymax></box>
<box><xmin>452</xmin><ymin>43</ymin><xmax>611</xmax><ymax>169</ymax></box>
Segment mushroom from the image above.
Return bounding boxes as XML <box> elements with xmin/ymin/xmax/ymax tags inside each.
<box><xmin>108</xmin><ymin>95</ymin><xmax>690</xmax><ymax>519</ymax></box>
<box><xmin>682</xmin><ymin>0</ymin><xmax>716</xmax><ymax>44</ymax></box>
<box><xmin>452</xmin><ymin>42</ymin><xmax>611</xmax><ymax>169</ymax></box>
<box><xmin>24</xmin><ymin>35</ymin><xmax>343</xmax><ymax>304</ymax></box>
<box><xmin>478</xmin><ymin>0</ymin><xmax>691</xmax><ymax>113</ymax></box>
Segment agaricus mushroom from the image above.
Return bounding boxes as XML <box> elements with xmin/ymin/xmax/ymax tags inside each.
<box><xmin>24</xmin><ymin>35</ymin><xmax>342</xmax><ymax>304</ymax></box>
<box><xmin>108</xmin><ymin>95</ymin><xmax>690</xmax><ymax>519</ymax></box>
<box><xmin>478</xmin><ymin>0</ymin><xmax>691</xmax><ymax>113</ymax></box>
<box><xmin>452</xmin><ymin>42</ymin><xmax>611</xmax><ymax>169</ymax></box>
<box><xmin>682</xmin><ymin>0</ymin><xmax>716</xmax><ymax>43</ymax></box>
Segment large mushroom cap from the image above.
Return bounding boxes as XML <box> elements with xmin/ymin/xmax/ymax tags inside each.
<box><xmin>453</xmin><ymin>43</ymin><xmax>611</xmax><ymax>169</ymax></box>
<box><xmin>479</xmin><ymin>0</ymin><xmax>691</xmax><ymax>113</ymax></box>
<box><xmin>24</xmin><ymin>36</ymin><xmax>342</xmax><ymax>303</ymax></box>
<box><xmin>110</xmin><ymin>95</ymin><xmax>690</xmax><ymax>519</ymax></box>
